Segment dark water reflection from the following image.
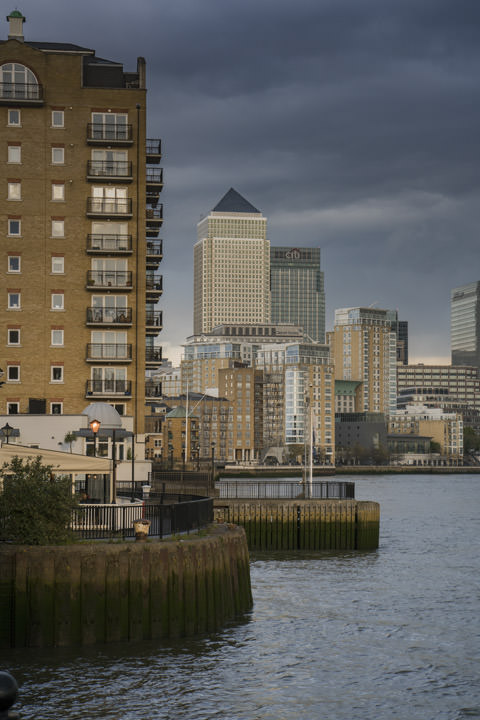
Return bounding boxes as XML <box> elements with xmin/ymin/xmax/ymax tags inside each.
<box><xmin>6</xmin><ymin>474</ymin><xmax>480</xmax><ymax>719</ymax></box>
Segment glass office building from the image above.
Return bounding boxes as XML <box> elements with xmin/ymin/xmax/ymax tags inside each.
<box><xmin>270</xmin><ymin>247</ymin><xmax>325</xmax><ymax>342</ymax></box>
<box><xmin>451</xmin><ymin>282</ymin><xmax>480</xmax><ymax>369</ymax></box>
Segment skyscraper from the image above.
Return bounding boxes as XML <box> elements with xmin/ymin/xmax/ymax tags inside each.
<box><xmin>451</xmin><ymin>282</ymin><xmax>480</xmax><ymax>369</ymax></box>
<box><xmin>270</xmin><ymin>246</ymin><xmax>325</xmax><ymax>342</ymax></box>
<box><xmin>193</xmin><ymin>188</ymin><xmax>270</xmax><ymax>334</ymax></box>
<box><xmin>0</xmin><ymin>12</ymin><xmax>163</xmax><ymax>435</ymax></box>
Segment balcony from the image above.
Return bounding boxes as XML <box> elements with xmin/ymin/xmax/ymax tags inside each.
<box><xmin>146</xmin><ymin>205</ymin><xmax>163</xmax><ymax>236</ymax></box>
<box><xmin>0</xmin><ymin>82</ymin><xmax>43</xmax><ymax>105</ymax></box>
<box><xmin>146</xmin><ymin>168</ymin><xmax>163</xmax><ymax>192</ymax></box>
<box><xmin>87</xmin><ymin>160</ymin><xmax>133</xmax><ymax>182</ymax></box>
<box><xmin>87</xmin><ymin>123</ymin><xmax>133</xmax><ymax>145</ymax></box>
<box><xmin>146</xmin><ymin>310</ymin><xmax>163</xmax><ymax>335</ymax></box>
<box><xmin>87</xmin><ymin>234</ymin><xmax>132</xmax><ymax>254</ymax></box>
<box><xmin>86</xmin><ymin>379</ymin><xmax>132</xmax><ymax>397</ymax></box>
<box><xmin>146</xmin><ymin>138</ymin><xmax>162</xmax><ymax>163</ymax></box>
<box><xmin>146</xmin><ymin>274</ymin><xmax>163</xmax><ymax>298</ymax></box>
<box><xmin>145</xmin><ymin>379</ymin><xmax>162</xmax><ymax>398</ymax></box>
<box><xmin>86</xmin><ymin>271</ymin><xmax>133</xmax><ymax>290</ymax></box>
<box><xmin>145</xmin><ymin>347</ymin><xmax>163</xmax><ymax>366</ymax></box>
<box><xmin>146</xmin><ymin>240</ymin><xmax>163</xmax><ymax>268</ymax></box>
<box><xmin>87</xmin><ymin>198</ymin><xmax>133</xmax><ymax>218</ymax></box>
<box><xmin>86</xmin><ymin>344</ymin><xmax>132</xmax><ymax>362</ymax></box>
<box><xmin>86</xmin><ymin>307</ymin><xmax>132</xmax><ymax>326</ymax></box>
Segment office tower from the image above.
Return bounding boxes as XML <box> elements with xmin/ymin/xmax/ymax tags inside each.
<box><xmin>193</xmin><ymin>188</ymin><xmax>270</xmax><ymax>334</ymax></box>
<box><xmin>451</xmin><ymin>282</ymin><xmax>480</xmax><ymax>369</ymax></box>
<box><xmin>332</xmin><ymin>307</ymin><xmax>398</xmax><ymax>416</ymax></box>
<box><xmin>270</xmin><ymin>247</ymin><xmax>325</xmax><ymax>342</ymax></box>
<box><xmin>0</xmin><ymin>12</ymin><xmax>163</xmax><ymax>436</ymax></box>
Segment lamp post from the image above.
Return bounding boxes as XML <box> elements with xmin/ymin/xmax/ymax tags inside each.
<box><xmin>89</xmin><ymin>418</ymin><xmax>101</xmax><ymax>456</ymax></box>
<box><xmin>211</xmin><ymin>442</ymin><xmax>215</xmax><ymax>486</ymax></box>
<box><xmin>1</xmin><ymin>422</ymin><xmax>14</xmax><ymax>444</ymax></box>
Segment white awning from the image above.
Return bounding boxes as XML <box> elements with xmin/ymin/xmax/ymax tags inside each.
<box><xmin>0</xmin><ymin>444</ymin><xmax>111</xmax><ymax>474</ymax></box>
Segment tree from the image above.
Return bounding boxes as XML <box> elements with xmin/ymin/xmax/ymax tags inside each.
<box><xmin>463</xmin><ymin>427</ymin><xmax>480</xmax><ymax>453</ymax></box>
<box><xmin>0</xmin><ymin>456</ymin><xmax>77</xmax><ymax>545</ymax></box>
<box><xmin>63</xmin><ymin>431</ymin><xmax>77</xmax><ymax>453</ymax></box>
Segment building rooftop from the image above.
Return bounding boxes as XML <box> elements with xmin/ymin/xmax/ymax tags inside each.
<box><xmin>213</xmin><ymin>188</ymin><xmax>260</xmax><ymax>214</ymax></box>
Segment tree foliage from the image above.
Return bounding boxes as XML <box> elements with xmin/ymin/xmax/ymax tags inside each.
<box><xmin>0</xmin><ymin>456</ymin><xmax>77</xmax><ymax>545</ymax></box>
<box><xmin>463</xmin><ymin>426</ymin><xmax>480</xmax><ymax>453</ymax></box>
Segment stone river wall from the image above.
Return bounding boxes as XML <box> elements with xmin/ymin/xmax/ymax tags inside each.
<box><xmin>0</xmin><ymin>524</ymin><xmax>252</xmax><ymax>649</ymax></box>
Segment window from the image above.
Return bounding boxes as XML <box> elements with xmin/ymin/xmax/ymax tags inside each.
<box><xmin>8</xmin><ymin>218</ymin><xmax>20</xmax><ymax>235</ymax></box>
<box><xmin>8</xmin><ymin>255</ymin><xmax>20</xmax><ymax>272</ymax></box>
<box><xmin>51</xmin><ymin>256</ymin><xmax>64</xmax><ymax>274</ymax></box>
<box><xmin>51</xmin><ymin>366</ymin><xmax>64</xmax><ymax>382</ymax></box>
<box><xmin>91</xmin><ymin>112</ymin><xmax>128</xmax><ymax>141</ymax></box>
<box><xmin>50</xmin><ymin>402</ymin><xmax>63</xmax><ymax>414</ymax></box>
<box><xmin>8</xmin><ymin>292</ymin><xmax>20</xmax><ymax>309</ymax></box>
<box><xmin>7</xmin><ymin>402</ymin><xmax>19</xmax><ymax>414</ymax></box>
<box><xmin>51</xmin><ymin>292</ymin><xmax>64</xmax><ymax>310</ymax></box>
<box><xmin>51</xmin><ymin>147</ymin><xmax>64</xmax><ymax>164</ymax></box>
<box><xmin>7</xmin><ymin>181</ymin><xmax>21</xmax><ymax>200</ymax></box>
<box><xmin>113</xmin><ymin>403</ymin><xmax>125</xmax><ymax>416</ymax></box>
<box><xmin>51</xmin><ymin>110</ymin><xmax>64</xmax><ymax>128</ymax></box>
<box><xmin>51</xmin><ymin>183</ymin><xmax>65</xmax><ymax>201</ymax></box>
<box><xmin>7</xmin><ymin>328</ymin><xmax>20</xmax><ymax>345</ymax></box>
<box><xmin>7</xmin><ymin>365</ymin><xmax>20</xmax><ymax>381</ymax></box>
<box><xmin>0</xmin><ymin>63</ymin><xmax>39</xmax><ymax>99</ymax></box>
<box><xmin>51</xmin><ymin>329</ymin><xmax>64</xmax><ymax>346</ymax></box>
<box><xmin>51</xmin><ymin>219</ymin><xmax>64</xmax><ymax>237</ymax></box>
<box><xmin>7</xmin><ymin>109</ymin><xmax>20</xmax><ymax>126</ymax></box>
<box><xmin>7</xmin><ymin>145</ymin><xmax>21</xmax><ymax>163</ymax></box>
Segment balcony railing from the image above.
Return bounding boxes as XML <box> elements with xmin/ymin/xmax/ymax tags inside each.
<box><xmin>0</xmin><ymin>82</ymin><xmax>43</xmax><ymax>103</ymax></box>
<box><xmin>86</xmin><ymin>307</ymin><xmax>132</xmax><ymax>325</ymax></box>
<box><xmin>86</xmin><ymin>344</ymin><xmax>132</xmax><ymax>361</ymax></box>
<box><xmin>145</xmin><ymin>310</ymin><xmax>163</xmax><ymax>328</ymax></box>
<box><xmin>87</xmin><ymin>198</ymin><xmax>133</xmax><ymax>217</ymax></box>
<box><xmin>146</xmin><ymin>275</ymin><xmax>163</xmax><ymax>293</ymax></box>
<box><xmin>86</xmin><ymin>271</ymin><xmax>133</xmax><ymax>289</ymax></box>
<box><xmin>87</xmin><ymin>160</ymin><xmax>133</xmax><ymax>181</ymax></box>
<box><xmin>146</xmin><ymin>239</ymin><xmax>163</xmax><ymax>257</ymax></box>
<box><xmin>87</xmin><ymin>234</ymin><xmax>132</xmax><ymax>254</ymax></box>
<box><xmin>86</xmin><ymin>379</ymin><xmax>132</xmax><ymax>396</ymax></box>
<box><xmin>146</xmin><ymin>168</ymin><xmax>163</xmax><ymax>188</ymax></box>
<box><xmin>146</xmin><ymin>206</ymin><xmax>163</xmax><ymax>222</ymax></box>
<box><xmin>145</xmin><ymin>347</ymin><xmax>163</xmax><ymax>363</ymax></box>
<box><xmin>87</xmin><ymin>123</ymin><xmax>133</xmax><ymax>144</ymax></box>
<box><xmin>145</xmin><ymin>380</ymin><xmax>162</xmax><ymax>398</ymax></box>
<box><xmin>146</xmin><ymin>138</ymin><xmax>162</xmax><ymax>162</ymax></box>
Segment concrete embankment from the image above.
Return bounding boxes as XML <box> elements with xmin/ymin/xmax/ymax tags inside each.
<box><xmin>0</xmin><ymin>524</ymin><xmax>252</xmax><ymax>649</ymax></box>
<box><xmin>215</xmin><ymin>500</ymin><xmax>379</xmax><ymax>552</ymax></box>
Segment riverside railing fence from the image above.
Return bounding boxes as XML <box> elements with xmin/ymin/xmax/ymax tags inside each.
<box><xmin>72</xmin><ymin>495</ymin><xmax>213</xmax><ymax>540</ymax></box>
<box><xmin>216</xmin><ymin>480</ymin><xmax>355</xmax><ymax>500</ymax></box>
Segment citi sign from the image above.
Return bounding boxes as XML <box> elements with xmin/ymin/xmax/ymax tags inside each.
<box><xmin>285</xmin><ymin>248</ymin><xmax>302</xmax><ymax>260</ymax></box>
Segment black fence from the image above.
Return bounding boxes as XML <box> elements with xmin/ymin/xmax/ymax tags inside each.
<box><xmin>72</xmin><ymin>495</ymin><xmax>213</xmax><ymax>540</ymax></box>
<box><xmin>216</xmin><ymin>480</ymin><xmax>355</xmax><ymax>500</ymax></box>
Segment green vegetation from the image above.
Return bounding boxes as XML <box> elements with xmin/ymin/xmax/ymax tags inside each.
<box><xmin>63</xmin><ymin>431</ymin><xmax>77</xmax><ymax>453</ymax></box>
<box><xmin>0</xmin><ymin>456</ymin><xmax>77</xmax><ymax>545</ymax></box>
<box><xmin>464</xmin><ymin>426</ymin><xmax>480</xmax><ymax>452</ymax></box>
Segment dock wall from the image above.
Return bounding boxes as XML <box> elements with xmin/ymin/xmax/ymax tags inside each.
<box><xmin>214</xmin><ymin>500</ymin><xmax>380</xmax><ymax>551</ymax></box>
<box><xmin>0</xmin><ymin>525</ymin><xmax>252</xmax><ymax>648</ymax></box>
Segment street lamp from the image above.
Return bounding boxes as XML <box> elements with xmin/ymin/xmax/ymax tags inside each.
<box><xmin>89</xmin><ymin>418</ymin><xmax>101</xmax><ymax>457</ymax></box>
<box><xmin>211</xmin><ymin>442</ymin><xmax>215</xmax><ymax>486</ymax></box>
<box><xmin>1</xmin><ymin>422</ymin><xmax>14</xmax><ymax>444</ymax></box>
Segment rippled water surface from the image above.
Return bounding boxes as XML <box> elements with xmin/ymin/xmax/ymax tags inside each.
<box><xmin>7</xmin><ymin>474</ymin><xmax>480</xmax><ymax>719</ymax></box>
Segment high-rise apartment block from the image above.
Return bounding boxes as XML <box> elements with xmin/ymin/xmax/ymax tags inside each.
<box><xmin>0</xmin><ymin>13</ymin><xmax>163</xmax><ymax>435</ymax></box>
<box><xmin>270</xmin><ymin>247</ymin><xmax>325</xmax><ymax>342</ymax></box>
<box><xmin>451</xmin><ymin>282</ymin><xmax>480</xmax><ymax>369</ymax></box>
<box><xmin>193</xmin><ymin>188</ymin><xmax>270</xmax><ymax>334</ymax></box>
<box><xmin>331</xmin><ymin>308</ymin><xmax>397</xmax><ymax>416</ymax></box>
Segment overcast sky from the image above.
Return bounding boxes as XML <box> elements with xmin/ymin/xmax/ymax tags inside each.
<box><xmin>16</xmin><ymin>0</ymin><xmax>480</xmax><ymax>364</ymax></box>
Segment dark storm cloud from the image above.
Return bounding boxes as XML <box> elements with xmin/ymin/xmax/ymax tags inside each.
<box><xmin>16</xmin><ymin>0</ymin><xmax>480</xmax><ymax>361</ymax></box>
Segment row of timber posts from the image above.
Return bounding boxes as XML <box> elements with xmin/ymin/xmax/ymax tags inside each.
<box><xmin>214</xmin><ymin>500</ymin><xmax>380</xmax><ymax>551</ymax></box>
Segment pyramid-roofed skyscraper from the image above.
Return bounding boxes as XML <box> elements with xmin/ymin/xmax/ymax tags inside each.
<box><xmin>193</xmin><ymin>188</ymin><xmax>270</xmax><ymax>334</ymax></box>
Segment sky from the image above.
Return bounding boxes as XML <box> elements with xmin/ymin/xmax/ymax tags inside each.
<box><xmin>14</xmin><ymin>0</ymin><xmax>480</xmax><ymax>365</ymax></box>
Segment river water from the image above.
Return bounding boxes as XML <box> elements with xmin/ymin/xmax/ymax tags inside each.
<box><xmin>6</xmin><ymin>473</ymin><xmax>480</xmax><ymax>720</ymax></box>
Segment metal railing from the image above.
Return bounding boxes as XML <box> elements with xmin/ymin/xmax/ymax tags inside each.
<box><xmin>146</xmin><ymin>240</ymin><xmax>163</xmax><ymax>256</ymax></box>
<box><xmin>146</xmin><ymin>168</ymin><xmax>163</xmax><ymax>185</ymax></box>
<box><xmin>146</xmin><ymin>138</ymin><xmax>162</xmax><ymax>156</ymax></box>
<box><xmin>145</xmin><ymin>275</ymin><xmax>163</xmax><ymax>292</ymax></box>
<box><xmin>86</xmin><ymin>271</ymin><xmax>132</xmax><ymax>289</ymax></box>
<box><xmin>216</xmin><ymin>480</ymin><xmax>355</xmax><ymax>500</ymax></box>
<box><xmin>86</xmin><ymin>307</ymin><xmax>132</xmax><ymax>325</ymax></box>
<box><xmin>87</xmin><ymin>123</ymin><xmax>133</xmax><ymax>143</ymax></box>
<box><xmin>72</xmin><ymin>495</ymin><xmax>213</xmax><ymax>540</ymax></box>
<box><xmin>85</xmin><ymin>379</ymin><xmax>132</xmax><ymax>396</ymax></box>
<box><xmin>87</xmin><ymin>160</ymin><xmax>133</xmax><ymax>178</ymax></box>
<box><xmin>0</xmin><ymin>82</ymin><xmax>43</xmax><ymax>101</ymax></box>
<box><xmin>145</xmin><ymin>347</ymin><xmax>162</xmax><ymax>362</ymax></box>
<box><xmin>87</xmin><ymin>197</ymin><xmax>133</xmax><ymax>216</ymax></box>
<box><xmin>146</xmin><ymin>206</ymin><xmax>163</xmax><ymax>221</ymax></box>
<box><xmin>145</xmin><ymin>310</ymin><xmax>163</xmax><ymax>327</ymax></box>
<box><xmin>145</xmin><ymin>380</ymin><xmax>162</xmax><ymax>397</ymax></box>
<box><xmin>87</xmin><ymin>234</ymin><xmax>132</xmax><ymax>253</ymax></box>
<box><xmin>86</xmin><ymin>343</ymin><xmax>132</xmax><ymax>361</ymax></box>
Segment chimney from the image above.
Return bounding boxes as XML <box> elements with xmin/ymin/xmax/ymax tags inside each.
<box><xmin>7</xmin><ymin>10</ymin><xmax>25</xmax><ymax>41</ymax></box>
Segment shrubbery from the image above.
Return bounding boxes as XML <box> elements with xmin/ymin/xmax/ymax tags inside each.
<box><xmin>0</xmin><ymin>456</ymin><xmax>77</xmax><ymax>545</ymax></box>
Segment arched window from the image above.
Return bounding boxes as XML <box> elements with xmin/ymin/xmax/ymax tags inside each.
<box><xmin>0</xmin><ymin>63</ymin><xmax>39</xmax><ymax>100</ymax></box>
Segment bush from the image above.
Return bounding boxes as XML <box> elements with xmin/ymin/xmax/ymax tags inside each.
<box><xmin>0</xmin><ymin>456</ymin><xmax>77</xmax><ymax>545</ymax></box>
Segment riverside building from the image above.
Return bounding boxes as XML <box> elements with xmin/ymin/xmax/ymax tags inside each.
<box><xmin>0</xmin><ymin>12</ymin><xmax>163</xmax><ymax>438</ymax></box>
<box><xmin>451</xmin><ymin>282</ymin><xmax>480</xmax><ymax>370</ymax></box>
<box><xmin>193</xmin><ymin>188</ymin><xmax>270</xmax><ymax>334</ymax></box>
